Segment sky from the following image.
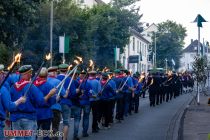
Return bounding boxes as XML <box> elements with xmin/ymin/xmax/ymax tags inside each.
<box><xmin>102</xmin><ymin>0</ymin><xmax>210</xmax><ymax>47</ymax></box>
<box><xmin>104</xmin><ymin>0</ymin><xmax>210</xmax><ymax>47</ymax></box>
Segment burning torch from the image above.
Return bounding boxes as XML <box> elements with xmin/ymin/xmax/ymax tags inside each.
<box><xmin>24</xmin><ymin>53</ymin><xmax>51</xmax><ymax>97</ymax></box>
<box><xmin>0</xmin><ymin>53</ymin><xmax>22</xmax><ymax>89</ymax></box>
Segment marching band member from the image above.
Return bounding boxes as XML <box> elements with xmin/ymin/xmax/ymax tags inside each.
<box><xmin>87</xmin><ymin>71</ymin><xmax>101</xmax><ymax>133</ymax></box>
<box><xmin>10</xmin><ymin>65</ymin><xmax>56</xmax><ymax>140</ymax></box>
<box><xmin>57</xmin><ymin>64</ymin><xmax>76</xmax><ymax>140</ymax></box>
<box><xmin>34</xmin><ymin>68</ymin><xmax>56</xmax><ymax>140</ymax></box>
<box><xmin>73</xmin><ymin>71</ymin><xmax>92</xmax><ymax>140</ymax></box>
<box><xmin>0</xmin><ymin>84</ymin><xmax>25</xmax><ymax>139</ymax></box>
<box><xmin>47</xmin><ymin>66</ymin><xmax>65</xmax><ymax>140</ymax></box>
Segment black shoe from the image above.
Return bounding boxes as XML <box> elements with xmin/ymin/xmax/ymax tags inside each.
<box><xmin>83</xmin><ymin>133</ymin><xmax>89</xmax><ymax>137</ymax></box>
<box><xmin>134</xmin><ymin>111</ymin><xmax>138</xmax><ymax>113</ymax></box>
<box><xmin>73</xmin><ymin>136</ymin><xmax>80</xmax><ymax>140</ymax></box>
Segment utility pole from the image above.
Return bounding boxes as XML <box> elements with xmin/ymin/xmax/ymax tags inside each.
<box><xmin>50</xmin><ymin>1</ymin><xmax>53</xmax><ymax>66</ymax></box>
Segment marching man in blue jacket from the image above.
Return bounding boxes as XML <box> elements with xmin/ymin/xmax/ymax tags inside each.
<box><xmin>57</xmin><ymin>64</ymin><xmax>76</xmax><ymax>140</ymax></box>
<box><xmin>99</xmin><ymin>73</ymin><xmax>116</xmax><ymax>129</ymax></box>
<box><xmin>87</xmin><ymin>70</ymin><xmax>101</xmax><ymax>133</ymax></box>
<box><xmin>0</xmin><ymin>84</ymin><xmax>26</xmax><ymax>139</ymax></box>
<box><xmin>10</xmin><ymin>65</ymin><xmax>56</xmax><ymax>140</ymax></box>
<box><xmin>73</xmin><ymin>71</ymin><xmax>92</xmax><ymax>140</ymax></box>
<box><xmin>34</xmin><ymin>67</ymin><xmax>56</xmax><ymax>140</ymax></box>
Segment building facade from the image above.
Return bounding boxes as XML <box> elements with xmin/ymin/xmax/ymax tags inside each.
<box><xmin>120</xmin><ymin>28</ymin><xmax>150</xmax><ymax>73</ymax></box>
<box><xmin>179</xmin><ymin>39</ymin><xmax>210</xmax><ymax>71</ymax></box>
<box><xmin>74</xmin><ymin>0</ymin><xmax>105</xmax><ymax>8</ymax></box>
<box><xmin>141</xmin><ymin>23</ymin><xmax>158</xmax><ymax>70</ymax></box>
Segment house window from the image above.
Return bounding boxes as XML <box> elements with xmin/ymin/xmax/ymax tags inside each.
<box><xmin>133</xmin><ymin>37</ymin><xmax>135</xmax><ymax>51</ymax></box>
<box><xmin>80</xmin><ymin>0</ymin><xmax>84</xmax><ymax>3</ymax></box>
<box><xmin>140</xmin><ymin>42</ymin><xmax>142</xmax><ymax>53</ymax></box>
<box><xmin>123</xmin><ymin>56</ymin><xmax>126</xmax><ymax>67</ymax></box>
<box><xmin>137</xmin><ymin>40</ymin><xmax>139</xmax><ymax>52</ymax></box>
<box><xmin>194</xmin><ymin>47</ymin><xmax>197</xmax><ymax>50</ymax></box>
<box><xmin>145</xmin><ymin>44</ymin><xmax>147</xmax><ymax>56</ymax></box>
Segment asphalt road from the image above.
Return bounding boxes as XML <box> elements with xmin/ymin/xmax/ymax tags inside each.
<box><xmin>64</xmin><ymin>93</ymin><xmax>193</xmax><ymax>140</ymax></box>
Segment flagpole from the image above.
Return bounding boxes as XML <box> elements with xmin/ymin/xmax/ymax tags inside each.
<box><xmin>63</xmin><ymin>33</ymin><xmax>66</xmax><ymax>64</ymax></box>
<box><xmin>115</xmin><ymin>46</ymin><xmax>117</xmax><ymax>69</ymax></box>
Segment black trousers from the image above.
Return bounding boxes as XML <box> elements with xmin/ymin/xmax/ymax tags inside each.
<box><xmin>149</xmin><ymin>90</ymin><xmax>156</xmax><ymax>106</ymax></box>
<box><xmin>52</xmin><ymin>109</ymin><xmax>61</xmax><ymax>140</ymax></box>
<box><xmin>116</xmin><ymin>97</ymin><xmax>124</xmax><ymax>120</ymax></box>
<box><xmin>37</xmin><ymin>118</ymin><xmax>52</xmax><ymax>140</ymax></box>
<box><xmin>100</xmin><ymin>100</ymin><xmax>112</xmax><ymax>127</ymax></box>
<box><xmin>90</xmin><ymin>101</ymin><xmax>99</xmax><ymax>131</ymax></box>
<box><xmin>134</xmin><ymin>94</ymin><xmax>140</xmax><ymax>112</ymax></box>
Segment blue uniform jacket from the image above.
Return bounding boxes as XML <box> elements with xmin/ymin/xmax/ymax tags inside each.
<box><xmin>7</xmin><ymin>73</ymin><xmax>20</xmax><ymax>87</ymax></box>
<box><xmin>87</xmin><ymin>78</ymin><xmax>101</xmax><ymax>101</ymax></box>
<box><xmin>10</xmin><ymin>82</ymin><xmax>45</xmax><ymax>122</ymax></box>
<box><xmin>0</xmin><ymin>86</ymin><xmax>16</xmax><ymax>127</ymax></box>
<box><xmin>100</xmin><ymin>80</ymin><xmax>116</xmax><ymax>100</ymax></box>
<box><xmin>35</xmin><ymin>79</ymin><xmax>56</xmax><ymax>120</ymax></box>
<box><xmin>78</xmin><ymin>80</ymin><xmax>92</xmax><ymax>106</ymax></box>
<box><xmin>57</xmin><ymin>74</ymin><xmax>76</xmax><ymax>107</ymax></box>
<box><xmin>47</xmin><ymin>77</ymin><xmax>65</xmax><ymax>111</ymax></box>
<box><xmin>122</xmin><ymin>76</ymin><xmax>134</xmax><ymax>94</ymax></box>
<box><xmin>112</xmin><ymin>76</ymin><xmax>124</xmax><ymax>98</ymax></box>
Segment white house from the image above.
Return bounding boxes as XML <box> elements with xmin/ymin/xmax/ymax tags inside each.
<box><xmin>179</xmin><ymin>39</ymin><xmax>210</xmax><ymax>71</ymax></box>
<box><xmin>74</xmin><ymin>0</ymin><xmax>105</xmax><ymax>8</ymax></box>
<box><xmin>120</xmin><ymin>28</ymin><xmax>150</xmax><ymax>73</ymax></box>
<box><xmin>141</xmin><ymin>23</ymin><xmax>158</xmax><ymax>70</ymax></box>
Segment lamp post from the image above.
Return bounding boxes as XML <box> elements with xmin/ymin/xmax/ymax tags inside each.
<box><xmin>50</xmin><ymin>0</ymin><xmax>54</xmax><ymax>66</ymax></box>
<box><xmin>193</xmin><ymin>14</ymin><xmax>207</xmax><ymax>105</ymax></box>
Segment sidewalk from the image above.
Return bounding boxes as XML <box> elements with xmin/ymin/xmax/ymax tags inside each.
<box><xmin>181</xmin><ymin>91</ymin><xmax>210</xmax><ymax>140</ymax></box>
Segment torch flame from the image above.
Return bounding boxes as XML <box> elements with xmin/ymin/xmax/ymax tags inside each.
<box><xmin>76</xmin><ymin>56</ymin><xmax>83</xmax><ymax>62</ymax></box>
<box><xmin>74</xmin><ymin>60</ymin><xmax>79</xmax><ymax>65</ymax></box>
<box><xmin>102</xmin><ymin>67</ymin><xmax>107</xmax><ymax>72</ymax></box>
<box><xmin>108</xmin><ymin>74</ymin><xmax>111</xmax><ymax>80</ymax></box>
<box><xmin>7</xmin><ymin>53</ymin><xmax>22</xmax><ymax>70</ymax></box>
<box><xmin>68</xmin><ymin>64</ymin><xmax>73</xmax><ymax>70</ymax></box>
<box><xmin>105</xmin><ymin>68</ymin><xmax>110</xmax><ymax>72</ymax></box>
<box><xmin>15</xmin><ymin>53</ymin><xmax>22</xmax><ymax>63</ymax></box>
<box><xmin>89</xmin><ymin>60</ymin><xmax>93</xmax><ymax>67</ymax></box>
<box><xmin>45</xmin><ymin>53</ymin><xmax>51</xmax><ymax>60</ymax></box>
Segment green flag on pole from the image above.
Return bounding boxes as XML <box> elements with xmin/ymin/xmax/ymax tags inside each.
<box><xmin>59</xmin><ymin>36</ymin><xmax>70</xmax><ymax>53</ymax></box>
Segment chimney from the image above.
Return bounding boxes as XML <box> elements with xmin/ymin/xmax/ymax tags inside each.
<box><xmin>191</xmin><ymin>39</ymin><xmax>193</xmax><ymax>44</ymax></box>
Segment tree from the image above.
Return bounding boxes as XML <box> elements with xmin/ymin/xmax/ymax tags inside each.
<box><xmin>0</xmin><ymin>43</ymin><xmax>9</xmax><ymax>65</ymax></box>
<box><xmin>192</xmin><ymin>56</ymin><xmax>207</xmax><ymax>83</ymax></box>
<box><xmin>152</xmin><ymin>20</ymin><xmax>187</xmax><ymax>69</ymax></box>
<box><xmin>0</xmin><ymin>0</ymin><xmax>46</xmax><ymax>48</ymax></box>
<box><xmin>85</xmin><ymin>4</ymin><xmax>141</xmax><ymax>69</ymax></box>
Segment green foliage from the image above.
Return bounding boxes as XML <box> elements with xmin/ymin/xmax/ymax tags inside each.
<box><xmin>85</xmin><ymin>5</ymin><xmax>141</xmax><ymax>69</ymax></box>
<box><xmin>0</xmin><ymin>0</ymin><xmax>46</xmax><ymax>48</ymax></box>
<box><xmin>0</xmin><ymin>43</ymin><xmax>9</xmax><ymax>65</ymax></box>
<box><xmin>153</xmin><ymin>20</ymin><xmax>187</xmax><ymax>69</ymax></box>
<box><xmin>1</xmin><ymin>0</ymin><xmax>141</xmax><ymax>70</ymax></box>
<box><xmin>192</xmin><ymin>56</ymin><xmax>207</xmax><ymax>83</ymax></box>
